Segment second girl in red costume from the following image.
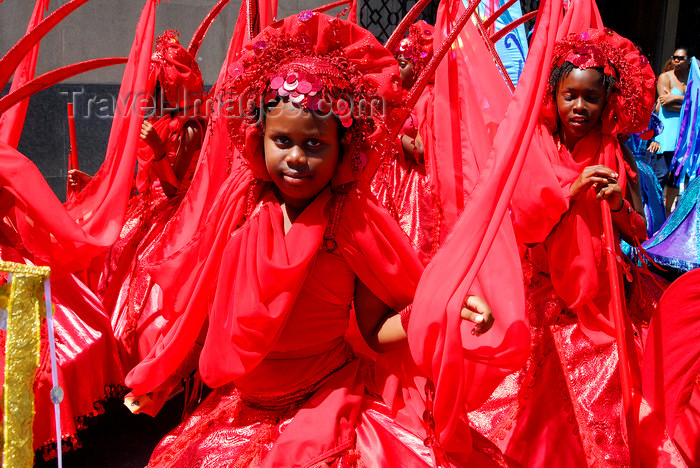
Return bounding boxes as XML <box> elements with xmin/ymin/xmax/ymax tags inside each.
<box><xmin>472</xmin><ymin>29</ymin><xmax>684</xmax><ymax>467</ymax></box>
<box><xmin>98</xmin><ymin>31</ymin><xmax>205</xmax><ymax>373</ymax></box>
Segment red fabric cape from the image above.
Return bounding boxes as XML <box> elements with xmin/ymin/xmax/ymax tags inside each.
<box><xmin>401</xmin><ymin>0</ymin><xmax>626</xmax><ymax>452</ymax></box>
<box><xmin>125</xmin><ymin>166</ymin><xmax>422</xmax><ymax>393</ymax></box>
<box><xmin>642</xmin><ymin>268</ymin><xmax>700</xmax><ymax>443</ymax></box>
<box><xmin>0</xmin><ymin>0</ymin><xmax>157</xmax><ymax>274</ymax></box>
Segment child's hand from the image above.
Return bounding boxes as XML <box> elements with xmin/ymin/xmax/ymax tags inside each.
<box><xmin>594</xmin><ymin>177</ymin><xmax>624</xmax><ymax>211</ymax></box>
<box><xmin>67</xmin><ymin>169</ymin><xmax>92</xmax><ymax>191</ymax></box>
<box><xmin>124</xmin><ymin>394</ymin><xmax>153</xmax><ymax>414</ymax></box>
<box><xmin>648</xmin><ymin>141</ymin><xmax>660</xmax><ymax>154</ymax></box>
<box><xmin>570</xmin><ymin>165</ymin><xmax>618</xmax><ymax>199</ymax></box>
<box><xmin>461</xmin><ymin>295</ymin><xmax>494</xmax><ymax>336</ymax></box>
<box><xmin>140</xmin><ymin>121</ymin><xmax>166</xmax><ymax>156</ymax></box>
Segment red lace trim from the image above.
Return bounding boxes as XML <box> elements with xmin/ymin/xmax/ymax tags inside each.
<box><xmin>38</xmin><ymin>384</ymin><xmax>129</xmax><ymax>461</ymax></box>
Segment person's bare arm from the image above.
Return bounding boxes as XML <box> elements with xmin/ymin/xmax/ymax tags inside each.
<box><xmin>657</xmin><ymin>73</ymin><xmax>684</xmax><ymax>112</ymax></box>
<box><xmin>354</xmin><ymin>278</ymin><xmax>495</xmax><ymax>354</ymax></box>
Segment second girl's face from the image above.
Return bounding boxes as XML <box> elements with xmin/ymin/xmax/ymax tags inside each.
<box><xmin>264</xmin><ymin>100</ymin><xmax>341</xmax><ymax>210</ymax></box>
<box><xmin>556</xmin><ymin>67</ymin><xmax>606</xmax><ymax>141</ymax></box>
<box><xmin>398</xmin><ymin>55</ymin><xmax>415</xmax><ymax>89</ymax></box>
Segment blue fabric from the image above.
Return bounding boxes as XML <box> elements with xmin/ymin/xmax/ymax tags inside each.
<box><xmin>624</xmin><ymin>113</ymin><xmax>663</xmax><ymax>159</ymax></box>
<box><xmin>671</xmin><ymin>56</ymin><xmax>700</xmax><ymax>186</ymax></box>
<box><xmin>623</xmin><ymin>114</ymin><xmax>667</xmax><ymax>236</ymax></box>
<box><xmin>475</xmin><ymin>0</ymin><xmax>529</xmax><ymax>87</ymax></box>
<box><xmin>636</xmin><ymin>160</ymin><xmax>667</xmax><ymax>237</ymax></box>
<box><xmin>643</xmin><ymin>174</ymin><xmax>700</xmax><ymax>271</ymax></box>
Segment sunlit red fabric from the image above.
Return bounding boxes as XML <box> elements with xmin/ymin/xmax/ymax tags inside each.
<box><xmin>396</xmin><ymin>0</ymin><xmax>582</xmax><ymax>451</ymax></box>
<box><xmin>151</xmin><ymin>30</ymin><xmax>204</xmax><ymax>109</ymax></box>
<box><xmin>642</xmin><ymin>268</ymin><xmax>700</xmax><ymax>466</ymax></box>
<box><xmin>126</xmin><ymin>10</ymin><xmax>404</xmax><ymax>397</ymax></box>
<box><xmin>0</xmin><ymin>0</ymin><xmax>157</xmax><ymax>274</ymax></box>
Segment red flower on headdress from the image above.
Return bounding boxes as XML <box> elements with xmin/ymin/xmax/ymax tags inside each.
<box><xmin>563</xmin><ymin>44</ymin><xmax>613</xmax><ymax>76</ymax></box>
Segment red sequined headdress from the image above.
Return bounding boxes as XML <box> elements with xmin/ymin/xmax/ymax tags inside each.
<box><xmin>220</xmin><ymin>11</ymin><xmax>402</xmax><ymax>187</ymax></box>
<box><xmin>151</xmin><ymin>30</ymin><xmax>204</xmax><ymax>109</ymax></box>
<box><xmin>546</xmin><ymin>28</ymin><xmax>656</xmax><ymax>135</ymax></box>
<box><xmin>395</xmin><ymin>20</ymin><xmax>434</xmax><ymax>77</ymax></box>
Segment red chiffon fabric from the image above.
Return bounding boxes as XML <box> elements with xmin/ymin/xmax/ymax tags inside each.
<box><xmin>0</xmin><ymin>0</ymin><xmax>157</xmax><ymax>275</ymax></box>
<box><xmin>99</xmin><ymin>114</ymin><xmax>200</xmax><ymax>372</ymax></box>
<box><xmin>468</xmin><ymin>4</ymin><xmax>681</xmax><ymax>466</ymax></box>
<box><xmin>136</xmin><ymin>1</ymin><xmax>271</xmax><ymax>274</ymax></box>
<box><xmin>471</xmin><ymin>256</ymin><xmax>686</xmax><ymax>467</ymax></box>
<box><xmin>371</xmin><ymin>87</ymin><xmax>441</xmax><ymax>264</ymax></box>
<box><xmin>401</xmin><ymin>0</ymin><xmax>571</xmax><ymax>452</ymax></box>
<box><xmin>515</xmin><ymin>126</ymin><xmax>641</xmax><ymax>344</ymax></box>
<box><xmin>141</xmin><ymin>183</ymin><xmax>514</xmax><ymax>467</ymax></box>
<box><xmin>643</xmin><ymin>268</ymin><xmax>700</xmax><ymax>465</ymax></box>
<box><xmin>125</xmin><ymin>176</ymin><xmax>421</xmax><ymax>395</ymax></box>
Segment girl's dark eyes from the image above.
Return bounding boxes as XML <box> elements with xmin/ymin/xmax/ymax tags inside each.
<box><xmin>305</xmin><ymin>139</ymin><xmax>323</xmax><ymax>149</ymax></box>
<box><xmin>561</xmin><ymin>93</ymin><xmax>602</xmax><ymax>102</ymax></box>
<box><xmin>273</xmin><ymin>135</ymin><xmax>290</xmax><ymax>146</ymax></box>
<box><xmin>271</xmin><ymin>135</ymin><xmax>324</xmax><ymax>150</ymax></box>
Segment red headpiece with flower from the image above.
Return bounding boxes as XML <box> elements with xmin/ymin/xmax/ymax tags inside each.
<box><xmin>221</xmin><ymin>11</ymin><xmax>402</xmax><ymax>187</ymax></box>
<box><xmin>544</xmin><ymin>28</ymin><xmax>656</xmax><ymax>135</ymax></box>
<box><xmin>151</xmin><ymin>30</ymin><xmax>204</xmax><ymax>109</ymax></box>
<box><xmin>395</xmin><ymin>20</ymin><xmax>434</xmax><ymax>77</ymax></box>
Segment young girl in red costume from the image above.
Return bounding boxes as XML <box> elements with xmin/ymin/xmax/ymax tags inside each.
<box><xmin>95</xmin><ymin>30</ymin><xmax>205</xmax><ymax>373</ymax></box>
<box><xmin>472</xmin><ymin>29</ymin><xmax>684</xmax><ymax>467</ymax></box>
<box><xmin>372</xmin><ymin>20</ymin><xmax>442</xmax><ymax>263</ymax></box>
<box><xmin>122</xmin><ymin>12</ymin><xmax>516</xmax><ymax>467</ymax></box>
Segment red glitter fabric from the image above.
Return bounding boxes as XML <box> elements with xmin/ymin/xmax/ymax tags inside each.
<box><xmin>471</xmin><ymin>255</ymin><xmax>682</xmax><ymax>467</ymax></box>
<box><xmin>98</xmin><ymin>113</ymin><xmax>200</xmax><ymax>373</ymax></box>
<box><xmin>371</xmin><ymin>86</ymin><xmax>441</xmax><ymax>264</ymax></box>
<box><xmin>642</xmin><ymin>268</ymin><xmax>700</xmax><ymax>465</ymax></box>
<box><xmin>512</xmin><ymin>28</ymin><xmax>654</xmax><ymax>346</ymax></box>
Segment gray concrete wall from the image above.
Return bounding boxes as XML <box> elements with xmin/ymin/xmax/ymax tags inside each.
<box><xmin>0</xmin><ymin>0</ymin><xmax>352</xmax><ymax>85</ymax></box>
<box><xmin>1</xmin><ymin>0</ymin><xmax>244</xmax><ymax>85</ymax></box>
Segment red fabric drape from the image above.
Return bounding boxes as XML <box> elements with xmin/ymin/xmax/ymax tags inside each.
<box><xmin>135</xmin><ymin>1</ymin><xmax>254</xmax><ymax>277</ymax></box>
<box><xmin>402</xmin><ymin>0</ymin><xmax>606</xmax><ymax>452</ymax></box>
<box><xmin>0</xmin><ymin>0</ymin><xmax>157</xmax><ymax>274</ymax></box>
<box><xmin>125</xmin><ymin>172</ymin><xmax>421</xmax><ymax>399</ymax></box>
<box><xmin>642</xmin><ymin>268</ymin><xmax>700</xmax><ymax>463</ymax></box>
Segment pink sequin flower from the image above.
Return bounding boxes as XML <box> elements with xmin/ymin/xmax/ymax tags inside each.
<box><xmin>269</xmin><ymin>70</ymin><xmax>325</xmax><ymax>109</ymax></box>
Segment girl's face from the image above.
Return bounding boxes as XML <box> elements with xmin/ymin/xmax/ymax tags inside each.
<box><xmin>556</xmin><ymin>67</ymin><xmax>606</xmax><ymax>144</ymax></box>
<box><xmin>397</xmin><ymin>55</ymin><xmax>415</xmax><ymax>89</ymax></box>
<box><xmin>264</xmin><ymin>100</ymin><xmax>341</xmax><ymax>210</ymax></box>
